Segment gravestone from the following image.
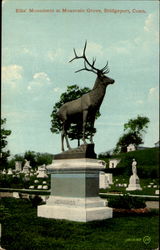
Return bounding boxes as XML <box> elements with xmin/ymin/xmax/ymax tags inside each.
<box><xmin>37</xmin><ymin>164</ymin><xmax>48</xmax><ymax>178</ymax></box>
<box><xmin>105</xmin><ymin>173</ymin><xmax>113</xmax><ymax>185</ymax></box>
<box><xmin>155</xmin><ymin>190</ymin><xmax>159</xmax><ymax>195</ymax></box>
<box><xmin>15</xmin><ymin>161</ymin><xmax>22</xmax><ymax>172</ymax></box>
<box><xmin>7</xmin><ymin>168</ymin><xmax>13</xmax><ymax>175</ymax></box>
<box><xmin>23</xmin><ymin>159</ymin><xmax>31</xmax><ymax>174</ymax></box>
<box><xmin>126</xmin><ymin>159</ymin><xmax>142</xmax><ymax>191</ymax></box>
<box><xmin>99</xmin><ymin>172</ymin><xmax>111</xmax><ymax>189</ymax></box>
<box><xmin>38</xmin><ymin>145</ymin><xmax>113</xmax><ymax>222</ymax></box>
<box><xmin>2</xmin><ymin>169</ymin><xmax>6</xmax><ymax>174</ymax></box>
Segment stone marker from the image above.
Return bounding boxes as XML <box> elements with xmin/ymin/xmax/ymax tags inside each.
<box><xmin>12</xmin><ymin>192</ymin><xmax>19</xmax><ymax>198</ymax></box>
<box><xmin>2</xmin><ymin>169</ymin><xmax>6</xmax><ymax>174</ymax></box>
<box><xmin>99</xmin><ymin>171</ymin><xmax>110</xmax><ymax>189</ymax></box>
<box><xmin>155</xmin><ymin>190</ymin><xmax>159</xmax><ymax>195</ymax></box>
<box><xmin>105</xmin><ymin>173</ymin><xmax>113</xmax><ymax>185</ymax></box>
<box><xmin>37</xmin><ymin>164</ymin><xmax>48</xmax><ymax>178</ymax></box>
<box><xmin>126</xmin><ymin>159</ymin><xmax>142</xmax><ymax>191</ymax></box>
<box><xmin>38</xmin><ymin>145</ymin><xmax>112</xmax><ymax>222</ymax></box>
<box><xmin>23</xmin><ymin>159</ymin><xmax>31</xmax><ymax>174</ymax></box>
<box><xmin>15</xmin><ymin>161</ymin><xmax>22</xmax><ymax>172</ymax></box>
<box><xmin>7</xmin><ymin>168</ymin><xmax>13</xmax><ymax>175</ymax></box>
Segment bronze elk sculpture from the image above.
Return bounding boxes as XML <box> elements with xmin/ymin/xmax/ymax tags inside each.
<box><xmin>57</xmin><ymin>41</ymin><xmax>115</xmax><ymax>152</ymax></box>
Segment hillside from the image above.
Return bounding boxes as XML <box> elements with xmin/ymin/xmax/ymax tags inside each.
<box><xmin>100</xmin><ymin>148</ymin><xmax>159</xmax><ymax>178</ymax></box>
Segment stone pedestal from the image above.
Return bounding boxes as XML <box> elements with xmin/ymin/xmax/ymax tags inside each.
<box><xmin>38</xmin><ymin>158</ymin><xmax>112</xmax><ymax>222</ymax></box>
<box><xmin>126</xmin><ymin>174</ymin><xmax>142</xmax><ymax>191</ymax></box>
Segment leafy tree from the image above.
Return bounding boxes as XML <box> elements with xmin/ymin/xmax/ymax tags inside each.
<box><xmin>114</xmin><ymin>115</ymin><xmax>150</xmax><ymax>153</ymax></box>
<box><xmin>7</xmin><ymin>152</ymin><xmax>53</xmax><ymax>170</ymax></box>
<box><xmin>36</xmin><ymin>152</ymin><xmax>53</xmax><ymax>166</ymax></box>
<box><xmin>124</xmin><ymin>115</ymin><xmax>150</xmax><ymax>136</ymax></box>
<box><xmin>0</xmin><ymin>118</ymin><xmax>12</xmax><ymax>169</ymax></box>
<box><xmin>50</xmin><ymin>85</ymin><xmax>100</xmax><ymax>146</ymax></box>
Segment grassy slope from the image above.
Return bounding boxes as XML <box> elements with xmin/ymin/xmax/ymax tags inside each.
<box><xmin>0</xmin><ymin>198</ymin><xmax>159</xmax><ymax>250</ymax></box>
<box><xmin>101</xmin><ymin>147</ymin><xmax>159</xmax><ymax>178</ymax></box>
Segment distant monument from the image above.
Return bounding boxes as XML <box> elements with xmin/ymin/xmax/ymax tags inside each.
<box><xmin>99</xmin><ymin>172</ymin><xmax>113</xmax><ymax>189</ymax></box>
<box><xmin>15</xmin><ymin>161</ymin><xmax>22</xmax><ymax>172</ymax></box>
<box><xmin>37</xmin><ymin>164</ymin><xmax>48</xmax><ymax>178</ymax></box>
<box><xmin>22</xmin><ymin>159</ymin><xmax>31</xmax><ymax>174</ymax></box>
<box><xmin>38</xmin><ymin>41</ymin><xmax>115</xmax><ymax>222</ymax></box>
<box><xmin>126</xmin><ymin>159</ymin><xmax>142</xmax><ymax>191</ymax></box>
<box><xmin>127</xmin><ymin>144</ymin><xmax>136</xmax><ymax>152</ymax></box>
<box><xmin>7</xmin><ymin>168</ymin><xmax>13</xmax><ymax>175</ymax></box>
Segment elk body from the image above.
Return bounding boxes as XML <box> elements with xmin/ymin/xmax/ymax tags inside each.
<box><xmin>57</xmin><ymin>41</ymin><xmax>115</xmax><ymax>151</ymax></box>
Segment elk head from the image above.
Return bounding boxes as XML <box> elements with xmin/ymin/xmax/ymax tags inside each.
<box><xmin>69</xmin><ymin>41</ymin><xmax>115</xmax><ymax>86</ymax></box>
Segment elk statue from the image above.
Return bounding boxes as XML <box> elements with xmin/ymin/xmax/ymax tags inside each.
<box><xmin>57</xmin><ymin>41</ymin><xmax>115</xmax><ymax>152</ymax></box>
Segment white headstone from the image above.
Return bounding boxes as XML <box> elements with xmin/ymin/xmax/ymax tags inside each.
<box><xmin>127</xmin><ymin>144</ymin><xmax>136</xmax><ymax>152</ymax></box>
<box><xmin>105</xmin><ymin>173</ymin><xmax>113</xmax><ymax>184</ymax></box>
<box><xmin>126</xmin><ymin>159</ymin><xmax>142</xmax><ymax>191</ymax></box>
<box><xmin>15</xmin><ymin>161</ymin><xmax>22</xmax><ymax>172</ymax></box>
<box><xmin>99</xmin><ymin>171</ymin><xmax>110</xmax><ymax>189</ymax></box>
<box><xmin>37</xmin><ymin>164</ymin><xmax>48</xmax><ymax>178</ymax></box>
<box><xmin>7</xmin><ymin>168</ymin><xmax>13</xmax><ymax>175</ymax></box>
<box><xmin>23</xmin><ymin>159</ymin><xmax>31</xmax><ymax>174</ymax></box>
<box><xmin>12</xmin><ymin>192</ymin><xmax>19</xmax><ymax>198</ymax></box>
<box><xmin>155</xmin><ymin>190</ymin><xmax>159</xmax><ymax>195</ymax></box>
<box><xmin>109</xmin><ymin>159</ymin><xmax>120</xmax><ymax>168</ymax></box>
<box><xmin>2</xmin><ymin>169</ymin><xmax>6</xmax><ymax>174</ymax></box>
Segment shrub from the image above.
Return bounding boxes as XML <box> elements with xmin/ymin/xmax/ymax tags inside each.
<box><xmin>108</xmin><ymin>194</ymin><xmax>146</xmax><ymax>209</ymax></box>
<box><xmin>29</xmin><ymin>195</ymin><xmax>44</xmax><ymax>208</ymax></box>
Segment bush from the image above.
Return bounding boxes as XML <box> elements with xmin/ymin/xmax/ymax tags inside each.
<box><xmin>108</xmin><ymin>194</ymin><xmax>146</xmax><ymax>209</ymax></box>
<box><xmin>106</xmin><ymin>148</ymin><xmax>159</xmax><ymax>178</ymax></box>
<box><xmin>29</xmin><ymin>195</ymin><xmax>44</xmax><ymax>208</ymax></box>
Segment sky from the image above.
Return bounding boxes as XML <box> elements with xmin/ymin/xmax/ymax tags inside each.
<box><xmin>2</xmin><ymin>0</ymin><xmax>159</xmax><ymax>156</ymax></box>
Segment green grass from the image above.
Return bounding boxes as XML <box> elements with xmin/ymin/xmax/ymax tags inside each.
<box><xmin>0</xmin><ymin>198</ymin><xmax>159</xmax><ymax>250</ymax></box>
<box><xmin>100</xmin><ymin>147</ymin><xmax>159</xmax><ymax>179</ymax></box>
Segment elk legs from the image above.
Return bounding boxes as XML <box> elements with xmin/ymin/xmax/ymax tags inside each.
<box><xmin>61</xmin><ymin>122</ymin><xmax>71</xmax><ymax>151</ymax></box>
<box><xmin>89</xmin><ymin>116</ymin><xmax>95</xmax><ymax>144</ymax></box>
<box><xmin>82</xmin><ymin>110</ymin><xmax>88</xmax><ymax>144</ymax></box>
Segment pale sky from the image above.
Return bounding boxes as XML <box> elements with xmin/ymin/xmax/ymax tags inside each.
<box><xmin>2</xmin><ymin>0</ymin><xmax>159</xmax><ymax>156</ymax></box>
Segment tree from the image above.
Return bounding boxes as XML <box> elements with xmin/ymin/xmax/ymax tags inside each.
<box><xmin>114</xmin><ymin>115</ymin><xmax>150</xmax><ymax>153</ymax></box>
<box><xmin>50</xmin><ymin>85</ymin><xmax>100</xmax><ymax>146</ymax></box>
<box><xmin>0</xmin><ymin>118</ymin><xmax>12</xmax><ymax>169</ymax></box>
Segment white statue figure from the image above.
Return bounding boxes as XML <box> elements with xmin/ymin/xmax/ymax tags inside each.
<box><xmin>132</xmin><ymin>159</ymin><xmax>137</xmax><ymax>175</ymax></box>
<box><xmin>126</xmin><ymin>158</ymin><xmax>142</xmax><ymax>191</ymax></box>
<box><xmin>23</xmin><ymin>159</ymin><xmax>31</xmax><ymax>174</ymax></box>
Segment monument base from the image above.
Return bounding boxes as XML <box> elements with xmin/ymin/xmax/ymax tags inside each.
<box><xmin>126</xmin><ymin>174</ymin><xmax>142</xmax><ymax>191</ymax></box>
<box><xmin>38</xmin><ymin>196</ymin><xmax>112</xmax><ymax>222</ymax></box>
<box><xmin>38</xmin><ymin>157</ymin><xmax>113</xmax><ymax>222</ymax></box>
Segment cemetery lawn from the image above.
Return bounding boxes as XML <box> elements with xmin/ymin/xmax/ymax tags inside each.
<box><xmin>0</xmin><ymin>198</ymin><xmax>159</xmax><ymax>250</ymax></box>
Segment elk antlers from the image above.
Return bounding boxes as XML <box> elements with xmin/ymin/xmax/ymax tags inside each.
<box><xmin>69</xmin><ymin>41</ymin><xmax>110</xmax><ymax>75</ymax></box>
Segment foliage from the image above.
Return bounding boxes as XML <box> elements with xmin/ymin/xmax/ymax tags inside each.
<box><xmin>108</xmin><ymin>194</ymin><xmax>146</xmax><ymax>209</ymax></box>
<box><xmin>0</xmin><ymin>173</ymin><xmax>50</xmax><ymax>189</ymax></box>
<box><xmin>0</xmin><ymin>198</ymin><xmax>159</xmax><ymax>250</ymax></box>
<box><xmin>0</xmin><ymin>204</ymin><xmax>11</xmax><ymax>221</ymax></box>
<box><xmin>114</xmin><ymin>115</ymin><xmax>150</xmax><ymax>153</ymax></box>
<box><xmin>124</xmin><ymin>116</ymin><xmax>150</xmax><ymax>135</ymax></box>
<box><xmin>50</xmin><ymin>85</ymin><xmax>100</xmax><ymax>146</ymax></box>
<box><xmin>115</xmin><ymin>132</ymin><xmax>143</xmax><ymax>153</ymax></box>
<box><xmin>29</xmin><ymin>195</ymin><xmax>44</xmax><ymax>207</ymax></box>
<box><xmin>0</xmin><ymin>118</ymin><xmax>12</xmax><ymax>169</ymax></box>
<box><xmin>113</xmin><ymin>148</ymin><xmax>159</xmax><ymax>178</ymax></box>
<box><xmin>7</xmin><ymin>151</ymin><xmax>53</xmax><ymax>170</ymax></box>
